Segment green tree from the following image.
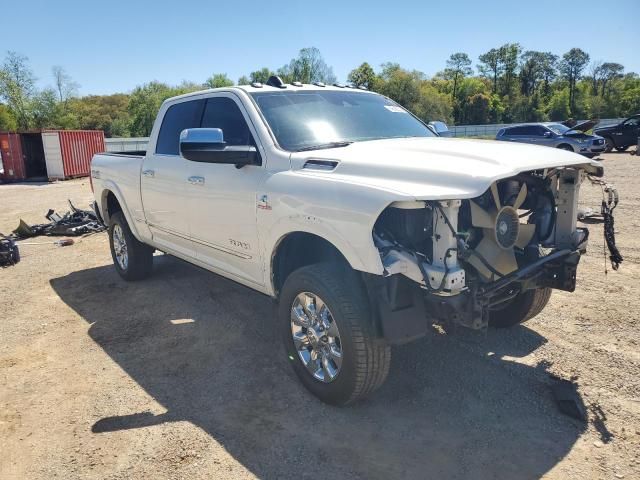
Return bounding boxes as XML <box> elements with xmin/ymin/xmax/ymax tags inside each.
<box><xmin>465</xmin><ymin>93</ymin><xmax>491</xmax><ymax>124</ymax></box>
<box><xmin>547</xmin><ymin>88</ymin><xmax>571</xmax><ymax>120</ymax></box>
<box><xmin>519</xmin><ymin>51</ymin><xmax>556</xmax><ymax>97</ymax></box>
<box><xmin>249</xmin><ymin>67</ymin><xmax>275</xmax><ymax>83</ymax></box>
<box><xmin>0</xmin><ymin>51</ymin><xmax>36</xmax><ymax>129</ymax></box>
<box><xmin>413</xmin><ymin>82</ymin><xmax>453</xmax><ymax>123</ymax></box>
<box><xmin>444</xmin><ymin>52</ymin><xmax>473</xmax><ymax>101</ymax></box>
<box><xmin>499</xmin><ymin>43</ymin><xmax>521</xmax><ymax>96</ymax></box>
<box><xmin>280</xmin><ymin>47</ymin><xmax>336</xmax><ymax>84</ymax></box>
<box><xmin>560</xmin><ymin>48</ymin><xmax>590</xmax><ymax>115</ymax></box>
<box><xmin>68</xmin><ymin>93</ymin><xmax>130</xmax><ymax>137</ymax></box>
<box><xmin>204</xmin><ymin>73</ymin><xmax>233</xmax><ymax>88</ymax></box>
<box><xmin>0</xmin><ymin>103</ymin><xmax>17</xmax><ymax>130</ymax></box>
<box><xmin>127</xmin><ymin>82</ymin><xmax>174</xmax><ymax>137</ymax></box>
<box><xmin>51</xmin><ymin>66</ymin><xmax>79</xmax><ymax>104</ymax></box>
<box><xmin>377</xmin><ymin>63</ymin><xmax>422</xmax><ymax>108</ymax></box>
<box><xmin>599</xmin><ymin>62</ymin><xmax>624</xmax><ymax>97</ymax></box>
<box><xmin>237</xmin><ymin>75</ymin><xmax>250</xmax><ymax>85</ymax></box>
<box><xmin>348</xmin><ymin>62</ymin><xmax>376</xmax><ymax>89</ymax></box>
<box><xmin>478</xmin><ymin>48</ymin><xmax>502</xmax><ymax>94</ymax></box>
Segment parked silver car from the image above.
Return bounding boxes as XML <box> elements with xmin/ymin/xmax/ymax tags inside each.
<box><xmin>496</xmin><ymin>121</ymin><xmax>605</xmax><ymax>158</ymax></box>
<box><xmin>428</xmin><ymin>121</ymin><xmax>453</xmax><ymax>137</ymax></box>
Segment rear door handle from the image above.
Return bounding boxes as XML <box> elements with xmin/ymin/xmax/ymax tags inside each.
<box><xmin>142</xmin><ymin>169</ymin><xmax>155</xmax><ymax>178</ymax></box>
<box><xmin>188</xmin><ymin>176</ymin><xmax>205</xmax><ymax>185</ymax></box>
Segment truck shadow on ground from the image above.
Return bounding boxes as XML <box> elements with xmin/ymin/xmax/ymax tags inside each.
<box><xmin>50</xmin><ymin>254</ymin><xmax>586</xmax><ymax>480</ymax></box>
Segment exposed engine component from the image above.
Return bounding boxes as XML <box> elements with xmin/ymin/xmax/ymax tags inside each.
<box><xmin>466</xmin><ymin>182</ymin><xmax>535</xmax><ymax>279</ymax></box>
<box><xmin>375</xmin><ymin>200</ymin><xmax>465</xmax><ymax>296</ymax></box>
<box><xmin>370</xmin><ymin>166</ymin><xmax>617</xmax><ymax>337</ymax></box>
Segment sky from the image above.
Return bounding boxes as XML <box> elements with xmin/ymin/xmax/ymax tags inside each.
<box><xmin>1</xmin><ymin>0</ymin><xmax>638</xmax><ymax>96</ymax></box>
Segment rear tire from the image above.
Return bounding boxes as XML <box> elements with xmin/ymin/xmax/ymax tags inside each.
<box><xmin>108</xmin><ymin>211</ymin><xmax>153</xmax><ymax>281</ymax></box>
<box><xmin>279</xmin><ymin>263</ymin><xmax>391</xmax><ymax>405</ymax></box>
<box><xmin>488</xmin><ymin>287</ymin><xmax>552</xmax><ymax>328</ymax></box>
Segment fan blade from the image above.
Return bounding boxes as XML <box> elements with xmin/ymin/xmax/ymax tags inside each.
<box><xmin>515</xmin><ymin>223</ymin><xmax>536</xmax><ymax>248</ymax></box>
<box><xmin>513</xmin><ymin>183</ymin><xmax>528</xmax><ymax>210</ymax></box>
<box><xmin>490</xmin><ymin>183</ymin><xmax>501</xmax><ymax>210</ymax></box>
<box><xmin>492</xmin><ymin>248</ymin><xmax>519</xmax><ymax>276</ymax></box>
<box><xmin>470</xmin><ymin>201</ymin><xmax>495</xmax><ymax>229</ymax></box>
<box><xmin>467</xmin><ymin>235</ymin><xmax>518</xmax><ymax>279</ymax></box>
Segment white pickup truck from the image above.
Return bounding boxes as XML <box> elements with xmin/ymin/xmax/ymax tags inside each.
<box><xmin>91</xmin><ymin>77</ymin><xmax>605</xmax><ymax>405</ymax></box>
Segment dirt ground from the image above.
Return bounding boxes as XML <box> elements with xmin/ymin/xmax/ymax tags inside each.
<box><xmin>1</xmin><ymin>152</ymin><xmax>639</xmax><ymax>480</ymax></box>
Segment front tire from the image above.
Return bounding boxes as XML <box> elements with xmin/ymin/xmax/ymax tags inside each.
<box><xmin>279</xmin><ymin>263</ymin><xmax>390</xmax><ymax>405</ymax></box>
<box><xmin>615</xmin><ymin>145</ymin><xmax>629</xmax><ymax>152</ymax></box>
<box><xmin>488</xmin><ymin>287</ymin><xmax>552</xmax><ymax>328</ymax></box>
<box><xmin>604</xmin><ymin>137</ymin><xmax>614</xmax><ymax>153</ymax></box>
<box><xmin>557</xmin><ymin>144</ymin><xmax>573</xmax><ymax>152</ymax></box>
<box><xmin>108</xmin><ymin>211</ymin><xmax>154</xmax><ymax>281</ymax></box>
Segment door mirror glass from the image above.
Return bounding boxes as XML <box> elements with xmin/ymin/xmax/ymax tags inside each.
<box><xmin>543</xmin><ymin>131</ymin><xmax>552</xmax><ymax>137</ymax></box>
<box><xmin>180</xmin><ymin>128</ymin><xmax>261</xmax><ymax>167</ymax></box>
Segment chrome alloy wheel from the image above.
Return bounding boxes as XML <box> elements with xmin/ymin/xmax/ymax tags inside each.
<box><xmin>112</xmin><ymin>224</ymin><xmax>128</xmax><ymax>270</ymax></box>
<box><xmin>290</xmin><ymin>292</ymin><xmax>343</xmax><ymax>383</ymax></box>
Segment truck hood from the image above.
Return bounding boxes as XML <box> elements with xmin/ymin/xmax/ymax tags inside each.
<box><xmin>290</xmin><ymin>137</ymin><xmax>599</xmax><ymax>200</ymax></box>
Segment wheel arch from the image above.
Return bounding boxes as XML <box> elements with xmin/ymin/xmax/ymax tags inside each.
<box><xmin>96</xmin><ymin>184</ymin><xmax>143</xmax><ymax>241</ymax></box>
<box><xmin>271</xmin><ymin>231</ymin><xmax>352</xmax><ymax>297</ymax></box>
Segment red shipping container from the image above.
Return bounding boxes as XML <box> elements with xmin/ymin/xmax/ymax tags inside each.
<box><xmin>0</xmin><ymin>130</ymin><xmax>104</xmax><ymax>182</ymax></box>
<box><xmin>0</xmin><ymin>132</ymin><xmax>26</xmax><ymax>181</ymax></box>
<box><xmin>49</xmin><ymin>130</ymin><xmax>106</xmax><ymax>179</ymax></box>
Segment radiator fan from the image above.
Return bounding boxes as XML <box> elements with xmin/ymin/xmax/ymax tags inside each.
<box><xmin>467</xmin><ymin>182</ymin><xmax>536</xmax><ymax>279</ymax></box>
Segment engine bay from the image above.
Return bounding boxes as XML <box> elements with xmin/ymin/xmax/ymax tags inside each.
<box><xmin>372</xmin><ymin>167</ymin><xmax>595</xmax><ymax>332</ymax></box>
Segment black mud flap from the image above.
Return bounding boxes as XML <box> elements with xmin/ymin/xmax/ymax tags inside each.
<box><xmin>363</xmin><ymin>274</ymin><xmax>428</xmax><ymax>345</ymax></box>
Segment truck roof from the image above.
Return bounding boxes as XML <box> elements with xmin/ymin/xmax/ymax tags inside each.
<box><xmin>165</xmin><ymin>84</ymin><xmax>375</xmax><ymax>103</ymax></box>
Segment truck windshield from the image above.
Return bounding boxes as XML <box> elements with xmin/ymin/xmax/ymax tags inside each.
<box><xmin>250</xmin><ymin>90</ymin><xmax>435</xmax><ymax>151</ymax></box>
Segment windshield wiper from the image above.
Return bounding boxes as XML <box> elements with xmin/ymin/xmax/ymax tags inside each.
<box><xmin>295</xmin><ymin>141</ymin><xmax>353</xmax><ymax>152</ymax></box>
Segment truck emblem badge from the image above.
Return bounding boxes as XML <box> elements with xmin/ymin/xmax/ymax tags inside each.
<box><xmin>257</xmin><ymin>194</ymin><xmax>271</xmax><ymax>210</ymax></box>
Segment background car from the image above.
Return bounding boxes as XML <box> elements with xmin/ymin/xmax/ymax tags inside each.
<box><xmin>495</xmin><ymin>121</ymin><xmax>605</xmax><ymax>158</ymax></box>
<box><xmin>593</xmin><ymin>114</ymin><xmax>640</xmax><ymax>152</ymax></box>
<box><xmin>428</xmin><ymin>121</ymin><xmax>453</xmax><ymax>137</ymax></box>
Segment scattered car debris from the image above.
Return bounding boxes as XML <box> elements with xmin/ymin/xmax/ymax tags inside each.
<box><xmin>18</xmin><ymin>238</ymin><xmax>76</xmax><ymax>247</ymax></box>
<box><xmin>12</xmin><ymin>200</ymin><xmax>105</xmax><ymax>239</ymax></box>
<box><xmin>0</xmin><ymin>233</ymin><xmax>20</xmax><ymax>267</ymax></box>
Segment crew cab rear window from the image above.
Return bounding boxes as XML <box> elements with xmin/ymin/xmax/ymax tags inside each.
<box><xmin>155</xmin><ymin>99</ymin><xmax>205</xmax><ymax>155</ymax></box>
<box><xmin>201</xmin><ymin>97</ymin><xmax>253</xmax><ymax>146</ymax></box>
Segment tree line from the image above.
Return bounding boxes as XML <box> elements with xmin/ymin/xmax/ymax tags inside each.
<box><xmin>0</xmin><ymin>46</ymin><xmax>638</xmax><ymax>137</ymax></box>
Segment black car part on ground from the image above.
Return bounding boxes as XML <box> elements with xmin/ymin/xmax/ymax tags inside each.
<box><xmin>12</xmin><ymin>200</ymin><xmax>106</xmax><ymax>239</ymax></box>
<box><xmin>0</xmin><ymin>234</ymin><xmax>20</xmax><ymax>267</ymax></box>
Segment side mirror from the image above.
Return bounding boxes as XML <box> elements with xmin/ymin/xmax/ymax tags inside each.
<box><xmin>179</xmin><ymin>128</ymin><xmax>261</xmax><ymax>167</ymax></box>
<box><xmin>543</xmin><ymin>131</ymin><xmax>552</xmax><ymax>138</ymax></box>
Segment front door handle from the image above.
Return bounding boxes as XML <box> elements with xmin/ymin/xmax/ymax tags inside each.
<box><xmin>142</xmin><ymin>169</ymin><xmax>155</xmax><ymax>178</ymax></box>
<box><xmin>188</xmin><ymin>176</ymin><xmax>205</xmax><ymax>185</ymax></box>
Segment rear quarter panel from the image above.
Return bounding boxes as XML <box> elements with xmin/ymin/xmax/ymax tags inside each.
<box><xmin>91</xmin><ymin>153</ymin><xmax>151</xmax><ymax>242</ymax></box>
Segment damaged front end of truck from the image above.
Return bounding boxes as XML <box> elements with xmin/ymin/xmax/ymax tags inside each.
<box><xmin>367</xmin><ymin>164</ymin><xmax>615</xmax><ymax>343</ymax></box>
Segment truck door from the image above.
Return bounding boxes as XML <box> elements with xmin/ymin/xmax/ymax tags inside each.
<box><xmin>185</xmin><ymin>94</ymin><xmax>267</xmax><ymax>287</ymax></box>
<box><xmin>620</xmin><ymin>116</ymin><xmax>640</xmax><ymax>147</ymax></box>
<box><xmin>141</xmin><ymin>98</ymin><xmax>204</xmax><ymax>258</ymax></box>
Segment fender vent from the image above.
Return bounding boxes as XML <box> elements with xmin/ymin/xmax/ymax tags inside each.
<box><xmin>303</xmin><ymin>159</ymin><xmax>339</xmax><ymax>171</ymax></box>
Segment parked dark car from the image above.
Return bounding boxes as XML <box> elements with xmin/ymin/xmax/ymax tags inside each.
<box><xmin>495</xmin><ymin>121</ymin><xmax>605</xmax><ymax>158</ymax></box>
<box><xmin>593</xmin><ymin>114</ymin><xmax>640</xmax><ymax>152</ymax></box>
